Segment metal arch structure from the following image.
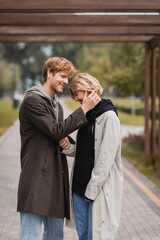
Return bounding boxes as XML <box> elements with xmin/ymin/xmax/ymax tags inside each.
<box><xmin>0</xmin><ymin>1</ymin><xmax>160</xmax><ymax>175</ymax></box>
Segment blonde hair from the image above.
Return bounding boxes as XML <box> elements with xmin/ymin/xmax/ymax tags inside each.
<box><xmin>69</xmin><ymin>73</ymin><xmax>103</xmax><ymax>99</ymax></box>
<box><xmin>43</xmin><ymin>57</ymin><xmax>77</xmax><ymax>83</ymax></box>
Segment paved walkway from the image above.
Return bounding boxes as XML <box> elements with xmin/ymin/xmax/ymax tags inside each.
<box><xmin>0</xmin><ymin>99</ymin><xmax>160</xmax><ymax>240</ymax></box>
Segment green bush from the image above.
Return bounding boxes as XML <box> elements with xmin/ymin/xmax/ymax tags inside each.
<box><xmin>0</xmin><ymin>100</ymin><xmax>19</xmax><ymax>135</ymax></box>
<box><xmin>122</xmin><ymin>134</ymin><xmax>160</xmax><ymax>187</ymax></box>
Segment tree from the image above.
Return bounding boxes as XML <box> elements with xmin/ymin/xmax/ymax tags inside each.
<box><xmin>107</xmin><ymin>43</ymin><xmax>145</xmax><ymax>116</ymax></box>
<box><xmin>76</xmin><ymin>43</ymin><xmax>111</xmax><ymax>92</ymax></box>
<box><xmin>74</xmin><ymin>42</ymin><xmax>145</xmax><ymax>116</ymax></box>
<box><xmin>52</xmin><ymin>43</ymin><xmax>83</xmax><ymax>67</ymax></box>
<box><xmin>1</xmin><ymin>43</ymin><xmax>51</xmax><ymax>92</ymax></box>
<box><xmin>0</xmin><ymin>60</ymin><xmax>20</xmax><ymax>97</ymax></box>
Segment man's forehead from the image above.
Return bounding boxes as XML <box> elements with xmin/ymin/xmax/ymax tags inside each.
<box><xmin>60</xmin><ymin>72</ymin><xmax>67</xmax><ymax>76</ymax></box>
<box><xmin>59</xmin><ymin>71</ymin><xmax>69</xmax><ymax>77</ymax></box>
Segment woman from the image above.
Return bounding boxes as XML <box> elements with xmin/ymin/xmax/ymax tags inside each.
<box><xmin>61</xmin><ymin>73</ymin><xmax>123</xmax><ymax>240</ymax></box>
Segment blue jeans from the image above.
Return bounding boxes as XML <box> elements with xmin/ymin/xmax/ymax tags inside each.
<box><xmin>73</xmin><ymin>193</ymin><xmax>93</xmax><ymax>240</ymax></box>
<box><xmin>20</xmin><ymin>212</ymin><xmax>64</xmax><ymax>240</ymax></box>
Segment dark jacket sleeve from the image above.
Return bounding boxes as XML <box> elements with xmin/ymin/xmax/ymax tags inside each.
<box><xmin>20</xmin><ymin>94</ymin><xmax>87</xmax><ymax>141</ymax></box>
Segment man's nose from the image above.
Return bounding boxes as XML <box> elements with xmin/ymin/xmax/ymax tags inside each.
<box><xmin>63</xmin><ymin>78</ymin><xmax>68</xmax><ymax>84</ymax></box>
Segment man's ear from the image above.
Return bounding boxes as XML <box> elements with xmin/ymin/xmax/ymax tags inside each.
<box><xmin>47</xmin><ymin>70</ymin><xmax>51</xmax><ymax>79</ymax></box>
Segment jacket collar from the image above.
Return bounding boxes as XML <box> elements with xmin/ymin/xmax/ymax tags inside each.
<box><xmin>95</xmin><ymin>113</ymin><xmax>105</xmax><ymax>124</ymax></box>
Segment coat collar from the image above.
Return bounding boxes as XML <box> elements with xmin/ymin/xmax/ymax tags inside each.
<box><xmin>95</xmin><ymin>113</ymin><xmax>105</xmax><ymax>124</ymax></box>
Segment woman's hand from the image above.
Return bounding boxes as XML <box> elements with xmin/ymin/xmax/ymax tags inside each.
<box><xmin>59</xmin><ymin>137</ymin><xmax>70</xmax><ymax>150</ymax></box>
<box><xmin>85</xmin><ymin>197</ymin><xmax>93</xmax><ymax>202</ymax></box>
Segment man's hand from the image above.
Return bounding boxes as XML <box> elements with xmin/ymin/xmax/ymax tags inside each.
<box><xmin>59</xmin><ymin>137</ymin><xmax>70</xmax><ymax>150</ymax></box>
<box><xmin>81</xmin><ymin>91</ymin><xmax>101</xmax><ymax>114</ymax></box>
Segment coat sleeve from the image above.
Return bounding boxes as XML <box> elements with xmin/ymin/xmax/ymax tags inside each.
<box><xmin>62</xmin><ymin>144</ymin><xmax>76</xmax><ymax>157</ymax></box>
<box><xmin>85</xmin><ymin>113</ymin><xmax>121</xmax><ymax>201</ymax></box>
<box><xmin>21</xmin><ymin>94</ymin><xmax>87</xmax><ymax>141</ymax></box>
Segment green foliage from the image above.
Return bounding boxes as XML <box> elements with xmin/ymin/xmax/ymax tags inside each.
<box><xmin>108</xmin><ymin>42</ymin><xmax>145</xmax><ymax>97</ymax></box>
<box><xmin>0</xmin><ymin>60</ymin><xmax>20</xmax><ymax>97</ymax></box>
<box><xmin>0</xmin><ymin>100</ymin><xmax>19</xmax><ymax>135</ymax></box>
<box><xmin>52</xmin><ymin>43</ymin><xmax>83</xmax><ymax>68</ymax></box>
<box><xmin>118</xmin><ymin>111</ymin><xmax>144</xmax><ymax>126</ymax></box>
<box><xmin>76</xmin><ymin>43</ymin><xmax>145</xmax><ymax>97</ymax></box>
<box><xmin>76</xmin><ymin>44</ymin><xmax>111</xmax><ymax>89</ymax></box>
<box><xmin>112</xmin><ymin>97</ymin><xmax>144</xmax><ymax>108</ymax></box>
<box><xmin>1</xmin><ymin>43</ymin><xmax>51</xmax><ymax>92</ymax></box>
<box><xmin>113</xmin><ymin>97</ymin><xmax>159</xmax><ymax>118</ymax></box>
<box><xmin>0</xmin><ymin>42</ymin><xmax>146</xmax><ymax>98</ymax></box>
<box><xmin>112</xmin><ymin>97</ymin><xmax>144</xmax><ymax>115</ymax></box>
<box><xmin>65</xmin><ymin>99</ymin><xmax>81</xmax><ymax>111</ymax></box>
<box><xmin>122</xmin><ymin>135</ymin><xmax>160</xmax><ymax>187</ymax></box>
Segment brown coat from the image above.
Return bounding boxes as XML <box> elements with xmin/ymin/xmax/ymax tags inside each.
<box><xmin>17</xmin><ymin>92</ymin><xmax>87</xmax><ymax>219</ymax></box>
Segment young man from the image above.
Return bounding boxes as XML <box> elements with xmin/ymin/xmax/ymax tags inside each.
<box><xmin>17</xmin><ymin>57</ymin><xmax>100</xmax><ymax>240</ymax></box>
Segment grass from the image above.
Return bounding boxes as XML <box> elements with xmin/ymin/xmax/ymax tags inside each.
<box><xmin>118</xmin><ymin>111</ymin><xmax>144</xmax><ymax>126</ymax></box>
<box><xmin>65</xmin><ymin>99</ymin><xmax>81</xmax><ymax>111</ymax></box>
<box><xmin>65</xmin><ymin>99</ymin><xmax>145</xmax><ymax>126</ymax></box>
<box><xmin>112</xmin><ymin>97</ymin><xmax>144</xmax><ymax>109</ymax></box>
<box><xmin>111</xmin><ymin>97</ymin><xmax>159</xmax><ymax>110</ymax></box>
<box><xmin>122</xmin><ymin>135</ymin><xmax>160</xmax><ymax>187</ymax></box>
<box><xmin>0</xmin><ymin>100</ymin><xmax>19</xmax><ymax>136</ymax></box>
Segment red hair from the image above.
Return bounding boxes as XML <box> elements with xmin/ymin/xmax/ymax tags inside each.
<box><xmin>43</xmin><ymin>57</ymin><xmax>77</xmax><ymax>83</ymax></box>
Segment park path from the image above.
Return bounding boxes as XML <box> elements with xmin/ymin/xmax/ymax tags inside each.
<box><xmin>0</xmin><ymin>98</ymin><xmax>160</xmax><ymax>240</ymax></box>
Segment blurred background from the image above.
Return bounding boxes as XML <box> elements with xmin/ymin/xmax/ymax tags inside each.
<box><xmin>0</xmin><ymin>31</ymin><xmax>160</xmax><ymax>240</ymax></box>
<box><xmin>0</xmin><ymin>42</ymin><xmax>159</xmax><ymax>184</ymax></box>
<box><xmin>0</xmin><ymin>1</ymin><xmax>160</xmax><ymax>238</ymax></box>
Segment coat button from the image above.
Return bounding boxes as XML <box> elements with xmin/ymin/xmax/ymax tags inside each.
<box><xmin>62</xmin><ymin>170</ymin><xmax>64</xmax><ymax>174</ymax></box>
